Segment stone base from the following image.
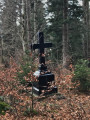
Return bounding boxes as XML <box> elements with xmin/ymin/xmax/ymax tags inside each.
<box><xmin>32</xmin><ymin>82</ymin><xmax>58</xmax><ymax>96</ymax></box>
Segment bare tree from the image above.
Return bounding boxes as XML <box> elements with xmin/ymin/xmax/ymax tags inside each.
<box><xmin>1</xmin><ymin>0</ymin><xmax>17</xmax><ymax>64</ymax></box>
<box><xmin>0</xmin><ymin>0</ymin><xmax>46</xmax><ymax>64</ymax></box>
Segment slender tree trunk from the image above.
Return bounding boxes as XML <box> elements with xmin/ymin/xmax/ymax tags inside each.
<box><xmin>33</xmin><ymin>0</ymin><xmax>37</xmax><ymax>42</ymax></box>
<box><xmin>21</xmin><ymin>0</ymin><xmax>26</xmax><ymax>54</ymax></box>
<box><xmin>62</xmin><ymin>0</ymin><xmax>69</xmax><ymax>68</ymax></box>
<box><xmin>83</xmin><ymin>0</ymin><xmax>89</xmax><ymax>59</ymax></box>
<box><xmin>88</xmin><ymin>3</ymin><xmax>90</xmax><ymax>60</ymax></box>
<box><xmin>26</xmin><ymin>0</ymin><xmax>31</xmax><ymax>45</ymax></box>
<box><xmin>1</xmin><ymin>36</ymin><xmax>4</xmax><ymax>63</ymax></box>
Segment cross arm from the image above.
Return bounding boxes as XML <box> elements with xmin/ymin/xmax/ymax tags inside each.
<box><xmin>44</xmin><ymin>43</ymin><xmax>52</xmax><ymax>48</ymax></box>
<box><xmin>31</xmin><ymin>44</ymin><xmax>40</xmax><ymax>50</ymax></box>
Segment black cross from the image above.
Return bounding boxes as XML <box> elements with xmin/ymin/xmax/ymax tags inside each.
<box><xmin>31</xmin><ymin>32</ymin><xmax>52</xmax><ymax>64</ymax></box>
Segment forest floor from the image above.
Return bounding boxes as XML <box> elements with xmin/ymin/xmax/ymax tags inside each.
<box><xmin>0</xmin><ymin>61</ymin><xmax>90</xmax><ymax>120</ymax></box>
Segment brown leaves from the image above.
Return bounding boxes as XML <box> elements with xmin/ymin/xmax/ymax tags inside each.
<box><xmin>0</xmin><ymin>62</ymin><xmax>90</xmax><ymax>120</ymax></box>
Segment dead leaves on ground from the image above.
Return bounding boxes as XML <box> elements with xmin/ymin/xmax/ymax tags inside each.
<box><xmin>0</xmin><ymin>61</ymin><xmax>90</xmax><ymax>120</ymax></box>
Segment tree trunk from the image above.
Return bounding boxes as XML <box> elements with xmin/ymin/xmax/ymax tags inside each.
<box><xmin>21</xmin><ymin>0</ymin><xmax>26</xmax><ymax>54</ymax></box>
<box><xmin>62</xmin><ymin>0</ymin><xmax>69</xmax><ymax>68</ymax></box>
<box><xmin>33</xmin><ymin>0</ymin><xmax>37</xmax><ymax>42</ymax></box>
<box><xmin>26</xmin><ymin>0</ymin><xmax>31</xmax><ymax>45</ymax></box>
<box><xmin>1</xmin><ymin>36</ymin><xmax>4</xmax><ymax>63</ymax></box>
<box><xmin>88</xmin><ymin>2</ymin><xmax>90</xmax><ymax>60</ymax></box>
<box><xmin>83</xmin><ymin>0</ymin><xmax>89</xmax><ymax>59</ymax></box>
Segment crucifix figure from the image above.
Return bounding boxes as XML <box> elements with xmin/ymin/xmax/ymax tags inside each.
<box><xmin>31</xmin><ymin>32</ymin><xmax>52</xmax><ymax>67</ymax></box>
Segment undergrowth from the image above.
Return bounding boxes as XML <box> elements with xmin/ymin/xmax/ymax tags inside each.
<box><xmin>72</xmin><ymin>59</ymin><xmax>90</xmax><ymax>92</ymax></box>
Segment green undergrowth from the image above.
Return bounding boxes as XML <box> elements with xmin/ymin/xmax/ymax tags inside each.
<box><xmin>0</xmin><ymin>101</ymin><xmax>10</xmax><ymax>115</ymax></box>
<box><xmin>72</xmin><ymin>59</ymin><xmax>90</xmax><ymax>92</ymax></box>
<box><xmin>17</xmin><ymin>51</ymin><xmax>36</xmax><ymax>85</ymax></box>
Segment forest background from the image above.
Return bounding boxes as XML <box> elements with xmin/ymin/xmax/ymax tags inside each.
<box><xmin>0</xmin><ymin>0</ymin><xmax>90</xmax><ymax>67</ymax></box>
<box><xmin>0</xmin><ymin>0</ymin><xmax>90</xmax><ymax>119</ymax></box>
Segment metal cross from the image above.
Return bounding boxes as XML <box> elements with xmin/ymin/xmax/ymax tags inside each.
<box><xmin>31</xmin><ymin>32</ymin><xmax>52</xmax><ymax>64</ymax></box>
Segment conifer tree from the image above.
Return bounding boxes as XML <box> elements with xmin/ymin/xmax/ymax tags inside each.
<box><xmin>46</xmin><ymin>0</ymin><xmax>83</xmax><ymax>64</ymax></box>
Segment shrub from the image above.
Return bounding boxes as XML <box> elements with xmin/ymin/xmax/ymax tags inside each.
<box><xmin>17</xmin><ymin>51</ymin><xmax>36</xmax><ymax>85</ymax></box>
<box><xmin>0</xmin><ymin>101</ymin><xmax>10</xmax><ymax>115</ymax></box>
<box><xmin>72</xmin><ymin>59</ymin><xmax>90</xmax><ymax>91</ymax></box>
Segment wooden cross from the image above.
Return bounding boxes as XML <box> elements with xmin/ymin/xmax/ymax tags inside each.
<box><xmin>31</xmin><ymin>32</ymin><xmax>52</xmax><ymax>64</ymax></box>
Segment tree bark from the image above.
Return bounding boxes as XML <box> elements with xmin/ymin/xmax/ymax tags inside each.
<box><xmin>26</xmin><ymin>0</ymin><xmax>31</xmax><ymax>45</ymax></box>
<box><xmin>1</xmin><ymin>36</ymin><xmax>4</xmax><ymax>63</ymax></box>
<box><xmin>21</xmin><ymin>0</ymin><xmax>26</xmax><ymax>54</ymax></box>
<box><xmin>62</xmin><ymin>0</ymin><xmax>69</xmax><ymax>68</ymax></box>
<box><xmin>33</xmin><ymin>0</ymin><xmax>37</xmax><ymax>42</ymax></box>
<box><xmin>83</xmin><ymin>0</ymin><xmax>89</xmax><ymax>59</ymax></box>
